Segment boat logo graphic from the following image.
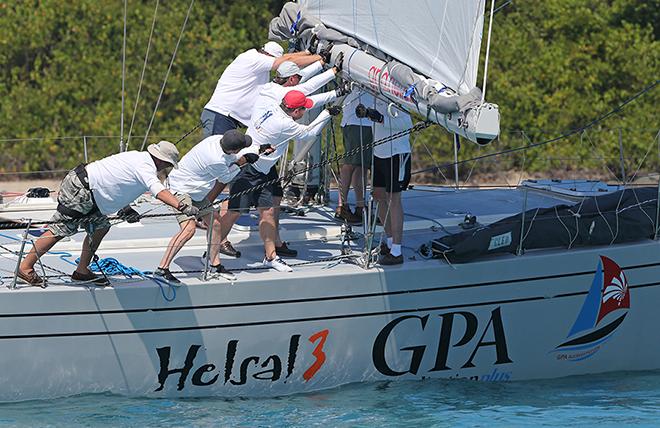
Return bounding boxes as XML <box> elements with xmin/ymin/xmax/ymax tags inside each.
<box><xmin>554</xmin><ymin>256</ymin><xmax>630</xmax><ymax>361</ymax></box>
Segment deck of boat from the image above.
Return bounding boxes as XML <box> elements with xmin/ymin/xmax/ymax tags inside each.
<box><xmin>0</xmin><ymin>181</ymin><xmax>620</xmax><ymax>291</ymax></box>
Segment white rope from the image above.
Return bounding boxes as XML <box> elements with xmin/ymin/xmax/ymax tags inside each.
<box><xmin>126</xmin><ymin>0</ymin><xmax>160</xmax><ymax>151</ymax></box>
<box><xmin>141</xmin><ymin>0</ymin><xmax>195</xmax><ymax>151</ymax></box>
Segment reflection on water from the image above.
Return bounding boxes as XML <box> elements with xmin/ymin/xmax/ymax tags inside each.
<box><xmin>1</xmin><ymin>371</ymin><xmax>660</xmax><ymax>427</ymax></box>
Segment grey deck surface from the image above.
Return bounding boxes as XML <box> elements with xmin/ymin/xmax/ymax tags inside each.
<box><xmin>0</xmin><ymin>185</ymin><xmax>591</xmax><ymax>290</ymax></box>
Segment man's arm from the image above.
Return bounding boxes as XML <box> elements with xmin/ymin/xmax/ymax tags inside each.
<box><xmin>205</xmin><ymin>180</ymin><xmax>227</xmax><ymax>203</ymax></box>
<box><xmin>273</xmin><ymin>52</ymin><xmax>322</xmax><ymax>70</ymax></box>
<box><xmin>307</xmin><ymin>89</ymin><xmax>338</xmax><ymax>109</ymax></box>
<box><xmin>292</xmin><ymin>109</ymin><xmax>332</xmax><ymax>142</ymax></box>
<box><xmin>156</xmin><ymin>189</ymin><xmax>182</xmax><ymax>209</ymax></box>
<box><xmin>294</xmin><ymin>68</ymin><xmax>337</xmax><ymax>95</ymax></box>
<box><xmin>298</xmin><ymin>61</ymin><xmax>323</xmax><ymax>83</ymax></box>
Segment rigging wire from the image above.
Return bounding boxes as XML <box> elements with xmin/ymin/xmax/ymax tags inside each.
<box><xmin>411</xmin><ymin>79</ymin><xmax>660</xmax><ymax>178</ymax></box>
<box><xmin>140</xmin><ymin>0</ymin><xmax>195</xmax><ymax>151</ymax></box>
<box><xmin>120</xmin><ymin>0</ymin><xmax>128</xmax><ymax>152</ymax></box>
<box><xmin>482</xmin><ymin>0</ymin><xmax>497</xmax><ymax>102</ymax></box>
<box><xmin>126</xmin><ymin>0</ymin><xmax>160</xmax><ymax>151</ymax></box>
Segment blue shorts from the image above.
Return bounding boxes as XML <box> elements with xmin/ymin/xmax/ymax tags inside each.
<box><xmin>200</xmin><ymin>109</ymin><xmax>241</xmax><ymax>138</ymax></box>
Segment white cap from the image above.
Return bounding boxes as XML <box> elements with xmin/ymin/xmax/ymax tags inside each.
<box><xmin>147</xmin><ymin>140</ymin><xmax>180</xmax><ymax>169</ymax></box>
<box><xmin>276</xmin><ymin>61</ymin><xmax>301</xmax><ymax>78</ymax></box>
<box><xmin>263</xmin><ymin>41</ymin><xmax>284</xmax><ymax>58</ymax></box>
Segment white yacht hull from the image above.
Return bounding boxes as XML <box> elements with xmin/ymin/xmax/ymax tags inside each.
<box><xmin>0</xmin><ymin>238</ymin><xmax>657</xmax><ymax>401</ymax></box>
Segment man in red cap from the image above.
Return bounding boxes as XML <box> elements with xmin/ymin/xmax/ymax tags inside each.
<box><xmin>219</xmin><ymin>90</ymin><xmax>341</xmax><ymax>272</ymax></box>
<box><xmin>200</xmin><ymin>42</ymin><xmax>322</xmax><ymax>259</ymax></box>
<box><xmin>247</xmin><ymin>57</ymin><xmax>347</xmax><ymax>258</ymax></box>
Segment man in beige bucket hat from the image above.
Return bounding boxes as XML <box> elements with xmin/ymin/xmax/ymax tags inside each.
<box><xmin>17</xmin><ymin>141</ymin><xmax>198</xmax><ymax>287</ymax></box>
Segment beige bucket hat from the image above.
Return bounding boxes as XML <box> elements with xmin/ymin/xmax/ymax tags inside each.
<box><xmin>147</xmin><ymin>140</ymin><xmax>179</xmax><ymax>168</ymax></box>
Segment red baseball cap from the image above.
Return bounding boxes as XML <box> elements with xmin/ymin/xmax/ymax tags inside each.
<box><xmin>283</xmin><ymin>90</ymin><xmax>314</xmax><ymax>109</ymax></box>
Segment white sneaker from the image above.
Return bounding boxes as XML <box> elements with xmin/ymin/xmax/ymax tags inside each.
<box><xmin>263</xmin><ymin>256</ymin><xmax>293</xmax><ymax>272</ymax></box>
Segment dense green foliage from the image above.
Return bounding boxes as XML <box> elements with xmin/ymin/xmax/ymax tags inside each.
<box><xmin>0</xmin><ymin>0</ymin><xmax>658</xmax><ymax>181</ymax></box>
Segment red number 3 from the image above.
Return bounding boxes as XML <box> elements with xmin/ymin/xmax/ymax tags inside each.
<box><xmin>303</xmin><ymin>329</ymin><xmax>329</xmax><ymax>382</ymax></box>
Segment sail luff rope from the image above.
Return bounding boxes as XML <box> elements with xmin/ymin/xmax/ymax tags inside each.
<box><xmin>140</xmin><ymin>0</ymin><xmax>195</xmax><ymax>151</ymax></box>
<box><xmin>481</xmin><ymin>0</ymin><xmax>496</xmax><ymax>102</ymax></box>
<box><xmin>126</xmin><ymin>0</ymin><xmax>160</xmax><ymax>151</ymax></box>
<box><xmin>120</xmin><ymin>0</ymin><xmax>128</xmax><ymax>152</ymax></box>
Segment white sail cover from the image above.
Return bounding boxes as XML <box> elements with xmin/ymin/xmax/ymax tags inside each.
<box><xmin>300</xmin><ymin>0</ymin><xmax>486</xmax><ymax>94</ymax></box>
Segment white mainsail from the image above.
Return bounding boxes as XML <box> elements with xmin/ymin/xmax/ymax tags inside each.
<box><xmin>300</xmin><ymin>0</ymin><xmax>486</xmax><ymax>94</ymax></box>
<box><xmin>271</xmin><ymin>1</ymin><xmax>499</xmax><ymax>143</ymax></box>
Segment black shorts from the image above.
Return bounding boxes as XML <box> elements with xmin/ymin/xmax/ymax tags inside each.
<box><xmin>373</xmin><ymin>154</ymin><xmax>411</xmax><ymax>193</ymax></box>
<box><xmin>228</xmin><ymin>165</ymin><xmax>281</xmax><ymax>213</ymax></box>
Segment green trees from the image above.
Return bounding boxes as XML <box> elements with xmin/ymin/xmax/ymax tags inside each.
<box><xmin>0</xmin><ymin>0</ymin><xmax>658</xmax><ymax>179</ymax></box>
<box><xmin>0</xmin><ymin>0</ymin><xmax>283</xmax><ymax>174</ymax></box>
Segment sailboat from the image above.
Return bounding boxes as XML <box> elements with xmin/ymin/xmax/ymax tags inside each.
<box><xmin>0</xmin><ymin>0</ymin><xmax>658</xmax><ymax>403</ymax></box>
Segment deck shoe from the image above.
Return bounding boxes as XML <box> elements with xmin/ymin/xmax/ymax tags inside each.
<box><xmin>380</xmin><ymin>242</ymin><xmax>390</xmax><ymax>255</ymax></box>
<box><xmin>211</xmin><ymin>264</ymin><xmax>237</xmax><ymax>281</ymax></box>
<box><xmin>334</xmin><ymin>206</ymin><xmax>361</xmax><ymax>225</ymax></box>
<box><xmin>71</xmin><ymin>270</ymin><xmax>110</xmax><ymax>286</ymax></box>
<box><xmin>219</xmin><ymin>241</ymin><xmax>241</xmax><ymax>258</ymax></box>
<box><xmin>17</xmin><ymin>269</ymin><xmax>46</xmax><ymax>288</ymax></box>
<box><xmin>275</xmin><ymin>241</ymin><xmax>298</xmax><ymax>257</ymax></box>
<box><xmin>354</xmin><ymin>207</ymin><xmax>365</xmax><ymax>222</ymax></box>
<box><xmin>263</xmin><ymin>256</ymin><xmax>293</xmax><ymax>272</ymax></box>
<box><xmin>379</xmin><ymin>253</ymin><xmax>404</xmax><ymax>265</ymax></box>
<box><xmin>154</xmin><ymin>267</ymin><xmax>182</xmax><ymax>285</ymax></box>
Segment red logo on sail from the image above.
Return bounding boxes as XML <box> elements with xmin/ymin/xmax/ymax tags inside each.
<box><xmin>597</xmin><ymin>256</ymin><xmax>629</xmax><ymax>323</ymax></box>
<box><xmin>554</xmin><ymin>256</ymin><xmax>630</xmax><ymax>360</ymax></box>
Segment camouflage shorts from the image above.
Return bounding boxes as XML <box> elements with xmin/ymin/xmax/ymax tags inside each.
<box><xmin>173</xmin><ymin>193</ymin><xmax>214</xmax><ymax>224</ymax></box>
<box><xmin>49</xmin><ymin>169</ymin><xmax>111</xmax><ymax>237</ymax></box>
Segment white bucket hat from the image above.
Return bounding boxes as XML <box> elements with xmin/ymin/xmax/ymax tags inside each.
<box><xmin>276</xmin><ymin>61</ymin><xmax>301</xmax><ymax>78</ymax></box>
<box><xmin>147</xmin><ymin>140</ymin><xmax>179</xmax><ymax>168</ymax></box>
<box><xmin>263</xmin><ymin>41</ymin><xmax>284</xmax><ymax>58</ymax></box>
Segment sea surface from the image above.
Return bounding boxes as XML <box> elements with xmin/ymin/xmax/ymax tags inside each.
<box><xmin>1</xmin><ymin>371</ymin><xmax>660</xmax><ymax>427</ymax></box>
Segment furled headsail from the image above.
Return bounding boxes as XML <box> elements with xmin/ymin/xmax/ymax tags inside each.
<box><xmin>269</xmin><ymin>1</ymin><xmax>500</xmax><ymax>145</ymax></box>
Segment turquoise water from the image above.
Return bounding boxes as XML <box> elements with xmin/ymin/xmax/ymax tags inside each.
<box><xmin>1</xmin><ymin>371</ymin><xmax>660</xmax><ymax>427</ymax></box>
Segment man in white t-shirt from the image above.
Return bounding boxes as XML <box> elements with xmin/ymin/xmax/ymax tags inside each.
<box><xmin>201</xmin><ymin>42</ymin><xmax>322</xmax><ymax>258</ymax></box>
<box><xmin>369</xmin><ymin>99</ymin><xmax>413</xmax><ymax>265</ymax></box>
<box><xmin>17</xmin><ymin>141</ymin><xmax>197</xmax><ymax>287</ymax></box>
<box><xmin>201</xmin><ymin>41</ymin><xmax>323</xmax><ymax>136</ymax></box>
<box><xmin>155</xmin><ymin>131</ymin><xmax>255</xmax><ymax>283</ymax></box>
<box><xmin>219</xmin><ymin>90</ymin><xmax>339</xmax><ymax>272</ymax></box>
<box><xmin>336</xmin><ymin>89</ymin><xmax>377</xmax><ymax>225</ymax></box>
<box><xmin>248</xmin><ymin>58</ymin><xmax>347</xmax><ymax>257</ymax></box>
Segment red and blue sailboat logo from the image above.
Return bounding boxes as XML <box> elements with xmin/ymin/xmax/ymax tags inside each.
<box><xmin>554</xmin><ymin>256</ymin><xmax>630</xmax><ymax>361</ymax></box>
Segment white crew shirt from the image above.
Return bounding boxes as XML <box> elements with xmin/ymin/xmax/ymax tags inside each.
<box><xmin>372</xmin><ymin>99</ymin><xmax>412</xmax><ymax>159</ymax></box>
<box><xmin>203</xmin><ymin>49</ymin><xmax>276</xmax><ymax>126</ymax></box>
<box><xmin>341</xmin><ymin>90</ymin><xmax>377</xmax><ymax>127</ymax></box>
<box><xmin>241</xmin><ymin>105</ymin><xmax>331</xmax><ymax>174</ymax></box>
<box><xmin>167</xmin><ymin>135</ymin><xmax>241</xmax><ymax>202</ymax></box>
<box><xmin>250</xmin><ymin>67</ymin><xmax>337</xmax><ymax>123</ymax></box>
<box><xmin>87</xmin><ymin>151</ymin><xmax>166</xmax><ymax>215</ymax></box>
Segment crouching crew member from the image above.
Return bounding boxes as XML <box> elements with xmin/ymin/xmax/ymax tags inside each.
<box><xmin>155</xmin><ymin>130</ymin><xmax>256</xmax><ymax>284</ymax></box>
<box><xmin>17</xmin><ymin>141</ymin><xmax>197</xmax><ymax>287</ymax></box>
